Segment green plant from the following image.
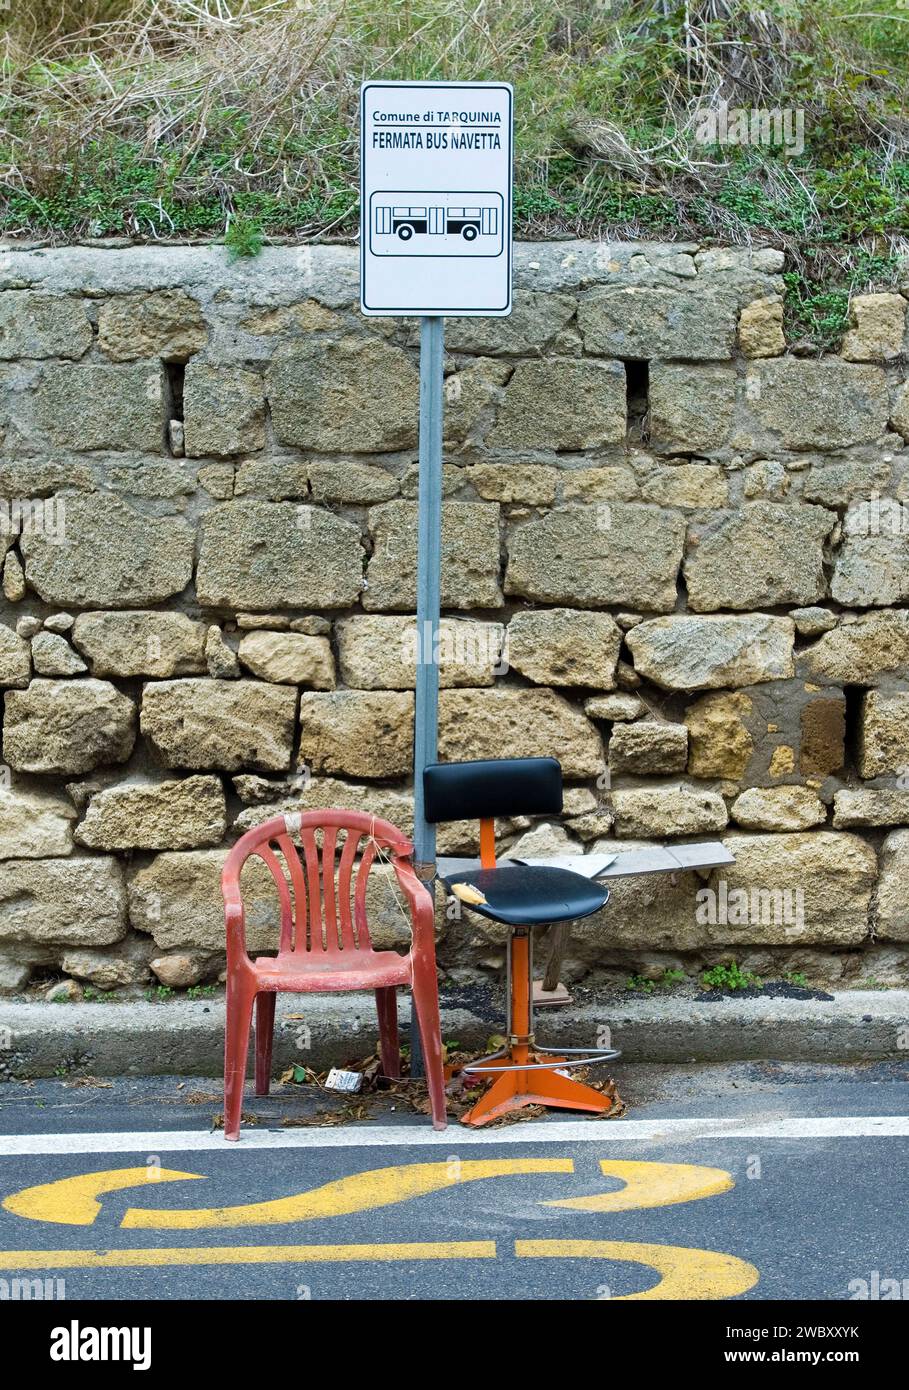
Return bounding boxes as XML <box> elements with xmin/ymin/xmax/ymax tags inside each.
<box><xmin>224</xmin><ymin>212</ymin><xmax>264</xmax><ymax>258</ymax></box>
<box><xmin>187</xmin><ymin>985</ymin><xmax>218</xmax><ymax>999</ymax></box>
<box><xmin>701</xmin><ymin>961</ymin><xmax>761</xmax><ymax>992</ymax></box>
<box><xmin>626</xmin><ymin>968</ymin><xmax>686</xmax><ymax>993</ymax></box>
<box><xmin>144</xmin><ymin>985</ymin><xmax>174</xmax><ymax>1002</ymax></box>
<box><xmin>785</xmin><ymin>970</ymin><xmax>809</xmax><ymax>988</ymax></box>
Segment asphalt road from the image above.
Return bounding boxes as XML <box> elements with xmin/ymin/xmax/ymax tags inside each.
<box><xmin>0</xmin><ymin>1061</ymin><xmax>906</xmax><ymax>1303</ymax></box>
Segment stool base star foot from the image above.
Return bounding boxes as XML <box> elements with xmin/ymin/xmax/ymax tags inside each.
<box><xmin>460</xmin><ymin>1057</ymin><xmax>613</xmax><ymax>1127</ymax></box>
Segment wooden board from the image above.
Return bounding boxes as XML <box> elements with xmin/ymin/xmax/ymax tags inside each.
<box><xmin>437</xmin><ymin>840</ymin><xmax>734</xmax><ymax>882</ymax></box>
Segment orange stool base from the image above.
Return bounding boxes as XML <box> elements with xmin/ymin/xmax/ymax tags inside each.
<box><xmin>461</xmin><ymin>1057</ymin><xmax>613</xmax><ymax>1126</ymax></box>
<box><xmin>458</xmin><ymin>844</ymin><xmax>616</xmax><ymax>1129</ymax></box>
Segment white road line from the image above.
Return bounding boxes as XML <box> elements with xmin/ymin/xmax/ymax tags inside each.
<box><xmin>0</xmin><ymin>1116</ymin><xmax>906</xmax><ymax>1156</ymax></box>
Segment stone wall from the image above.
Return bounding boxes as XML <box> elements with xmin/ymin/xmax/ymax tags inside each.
<box><xmin>0</xmin><ymin>238</ymin><xmax>907</xmax><ymax>998</ymax></box>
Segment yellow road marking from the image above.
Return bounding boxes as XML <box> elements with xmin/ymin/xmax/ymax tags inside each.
<box><xmin>2</xmin><ymin>1168</ymin><xmax>204</xmax><ymax>1227</ymax></box>
<box><xmin>122</xmin><ymin>1159</ymin><xmax>573</xmax><ymax>1229</ymax></box>
<box><xmin>544</xmin><ymin>1160</ymin><xmax>733</xmax><ymax>1212</ymax></box>
<box><xmin>0</xmin><ymin>1157</ymin><xmax>757</xmax><ymax>1298</ymax></box>
<box><xmin>2</xmin><ymin>1160</ymin><xmax>574</xmax><ymax>1230</ymax></box>
<box><xmin>0</xmin><ymin>1241</ymin><xmax>496</xmax><ymax>1269</ymax></box>
<box><xmin>0</xmin><ymin>1238</ymin><xmax>758</xmax><ymax>1297</ymax></box>
<box><xmin>516</xmin><ymin>1239</ymin><xmax>759</xmax><ymax>1300</ymax></box>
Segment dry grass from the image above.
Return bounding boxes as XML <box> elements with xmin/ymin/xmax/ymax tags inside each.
<box><xmin>0</xmin><ymin>1</ymin><xmax>585</xmax><ymax>185</ymax></box>
<box><xmin>1</xmin><ymin>2</ymin><xmax>351</xmax><ymax>222</ymax></box>
<box><xmin>0</xmin><ymin>0</ymin><xmax>907</xmax><ymax>342</ymax></box>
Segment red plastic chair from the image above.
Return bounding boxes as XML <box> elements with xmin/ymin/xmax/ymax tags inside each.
<box><xmin>221</xmin><ymin>809</ymin><xmax>447</xmax><ymax>1137</ymax></box>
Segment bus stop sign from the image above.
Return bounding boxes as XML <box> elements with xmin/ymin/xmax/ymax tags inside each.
<box><xmin>360</xmin><ymin>80</ymin><xmax>513</xmax><ymax>317</ymax></box>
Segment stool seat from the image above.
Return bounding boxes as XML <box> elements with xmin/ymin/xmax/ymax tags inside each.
<box><xmin>443</xmin><ymin>864</ymin><xmax>609</xmax><ymax>927</ymax></box>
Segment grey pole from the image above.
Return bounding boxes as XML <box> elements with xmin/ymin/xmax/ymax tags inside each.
<box><xmin>410</xmin><ymin>314</ymin><xmax>445</xmax><ymax>1077</ymax></box>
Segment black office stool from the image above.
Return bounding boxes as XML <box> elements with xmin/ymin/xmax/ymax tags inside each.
<box><xmin>424</xmin><ymin>756</ymin><xmax>621</xmax><ymax>1126</ymax></box>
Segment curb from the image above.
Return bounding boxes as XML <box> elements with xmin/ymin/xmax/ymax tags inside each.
<box><xmin>2</xmin><ymin>990</ymin><xmax>907</xmax><ymax>1078</ymax></box>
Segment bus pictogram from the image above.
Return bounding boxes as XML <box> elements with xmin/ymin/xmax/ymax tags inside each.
<box><xmin>369</xmin><ymin>191</ymin><xmax>504</xmax><ymax>258</ymax></box>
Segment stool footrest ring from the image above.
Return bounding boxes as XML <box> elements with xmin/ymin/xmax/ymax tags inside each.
<box><xmin>461</xmin><ymin>1045</ymin><xmax>621</xmax><ymax>1076</ymax></box>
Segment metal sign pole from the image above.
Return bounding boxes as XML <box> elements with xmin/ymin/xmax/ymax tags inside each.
<box><xmin>410</xmin><ymin>314</ymin><xmax>445</xmax><ymax>1077</ymax></box>
<box><xmin>360</xmin><ymin>81</ymin><xmax>511</xmax><ymax>1082</ymax></box>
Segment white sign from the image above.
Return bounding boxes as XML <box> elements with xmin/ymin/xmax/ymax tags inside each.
<box><xmin>360</xmin><ymin>80</ymin><xmax>513</xmax><ymax>317</ymax></box>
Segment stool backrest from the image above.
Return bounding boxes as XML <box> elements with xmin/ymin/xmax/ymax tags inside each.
<box><xmin>422</xmin><ymin>758</ymin><xmax>563</xmax><ymax>823</ymax></box>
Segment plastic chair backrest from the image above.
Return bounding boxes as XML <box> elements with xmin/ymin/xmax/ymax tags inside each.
<box><xmin>223</xmin><ymin>809</ymin><xmax>414</xmax><ymax>956</ymax></box>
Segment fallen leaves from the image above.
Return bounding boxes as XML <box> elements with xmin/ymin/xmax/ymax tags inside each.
<box><xmin>266</xmin><ymin>1046</ymin><xmax>625</xmax><ymax>1128</ymax></box>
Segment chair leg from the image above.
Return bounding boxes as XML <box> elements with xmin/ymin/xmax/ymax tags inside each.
<box><xmin>224</xmin><ymin>979</ymin><xmax>255</xmax><ymax>1141</ymax></box>
<box><xmin>255</xmin><ymin>991</ymin><xmax>277</xmax><ymax>1097</ymax></box>
<box><xmin>375</xmin><ymin>987</ymin><xmax>400</xmax><ymax>1080</ymax></box>
<box><xmin>411</xmin><ymin>962</ymin><xmax>447</xmax><ymax>1131</ymax></box>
